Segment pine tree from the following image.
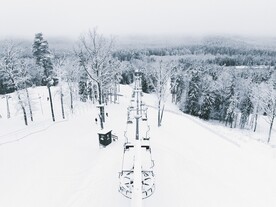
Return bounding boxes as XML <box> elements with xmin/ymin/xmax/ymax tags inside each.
<box><xmin>32</xmin><ymin>33</ymin><xmax>55</xmax><ymax>122</ymax></box>
<box><xmin>199</xmin><ymin>92</ymin><xmax>215</xmax><ymax>120</ymax></box>
<box><xmin>239</xmin><ymin>96</ymin><xmax>253</xmax><ymax>129</ymax></box>
<box><xmin>79</xmin><ymin>71</ymin><xmax>88</xmax><ymax>102</ymax></box>
<box><xmin>32</xmin><ymin>33</ymin><xmax>54</xmax><ymax>84</ymax></box>
<box><xmin>221</xmin><ymin>71</ymin><xmax>238</xmax><ymax>127</ymax></box>
<box><xmin>198</xmin><ymin>72</ymin><xmax>216</xmax><ymax>120</ymax></box>
<box><xmin>186</xmin><ymin>69</ymin><xmax>201</xmax><ymax>116</ymax></box>
<box><xmin>224</xmin><ymin>81</ymin><xmax>238</xmax><ymax>128</ymax></box>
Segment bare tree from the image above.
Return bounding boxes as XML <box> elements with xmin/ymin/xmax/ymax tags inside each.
<box><xmin>75</xmin><ymin>28</ymin><xmax>116</xmax><ymax>125</ymax></box>
<box><xmin>64</xmin><ymin>59</ymin><xmax>81</xmax><ymax>114</ymax></box>
<box><xmin>19</xmin><ymin>59</ymin><xmax>35</xmax><ymax>122</ymax></box>
<box><xmin>53</xmin><ymin>54</ymin><xmax>66</xmax><ymax>119</ymax></box>
<box><xmin>102</xmin><ymin>58</ymin><xmax>122</xmax><ymax>104</ymax></box>
<box><xmin>53</xmin><ymin>54</ymin><xmax>81</xmax><ymax>116</ymax></box>
<box><xmin>143</xmin><ymin>57</ymin><xmax>176</xmax><ymax>127</ymax></box>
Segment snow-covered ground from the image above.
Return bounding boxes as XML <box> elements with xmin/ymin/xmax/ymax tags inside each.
<box><xmin>0</xmin><ymin>84</ymin><xmax>276</xmax><ymax>207</ymax></box>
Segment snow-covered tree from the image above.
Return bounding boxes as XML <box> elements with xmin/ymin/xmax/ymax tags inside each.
<box><xmin>260</xmin><ymin>74</ymin><xmax>276</xmax><ymax>143</ymax></box>
<box><xmin>64</xmin><ymin>59</ymin><xmax>81</xmax><ymax>112</ymax></box>
<box><xmin>238</xmin><ymin>78</ymin><xmax>253</xmax><ymax>129</ymax></box>
<box><xmin>170</xmin><ymin>72</ymin><xmax>185</xmax><ymax>104</ymax></box>
<box><xmin>75</xmin><ymin>28</ymin><xmax>116</xmax><ymax>124</ymax></box>
<box><xmin>103</xmin><ymin>58</ymin><xmax>122</xmax><ymax>104</ymax></box>
<box><xmin>143</xmin><ymin>57</ymin><xmax>176</xmax><ymax>127</ymax></box>
<box><xmin>32</xmin><ymin>33</ymin><xmax>56</xmax><ymax>122</ymax></box>
<box><xmin>53</xmin><ymin>54</ymin><xmax>66</xmax><ymax>119</ymax></box>
<box><xmin>239</xmin><ymin>96</ymin><xmax>253</xmax><ymax>129</ymax></box>
<box><xmin>78</xmin><ymin>70</ymin><xmax>89</xmax><ymax>102</ymax></box>
<box><xmin>225</xmin><ymin>94</ymin><xmax>239</xmax><ymax>128</ymax></box>
<box><xmin>0</xmin><ymin>41</ymin><xmax>30</xmax><ymax>125</ymax></box>
<box><xmin>19</xmin><ymin>59</ymin><xmax>35</xmax><ymax>122</ymax></box>
<box><xmin>185</xmin><ymin>68</ymin><xmax>201</xmax><ymax>116</ymax></box>
<box><xmin>198</xmin><ymin>74</ymin><xmax>216</xmax><ymax>120</ymax></box>
<box><xmin>250</xmin><ymin>83</ymin><xmax>263</xmax><ymax>132</ymax></box>
<box><xmin>215</xmin><ymin>68</ymin><xmax>239</xmax><ymax>127</ymax></box>
<box><xmin>53</xmin><ymin>55</ymin><xmax>81</xmax><ymax>113</ymax></box>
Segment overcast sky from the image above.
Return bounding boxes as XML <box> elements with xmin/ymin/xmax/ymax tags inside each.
<box><xmin>0</xmin><ymin>0</ymin><xmax>276</xmax><ymax>39</ymax></box>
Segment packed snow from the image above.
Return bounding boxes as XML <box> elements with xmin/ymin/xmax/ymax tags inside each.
<box><xmin>0</xmin><ymin>84</ymin><xmax>276</xmax><ymax>207</ymax></box>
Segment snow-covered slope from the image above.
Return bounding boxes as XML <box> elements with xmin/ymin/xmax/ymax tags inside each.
<box><xmin>0</xmin><ymin>84</ymin><xmax>276</xmax><ymax>207</ymax></box>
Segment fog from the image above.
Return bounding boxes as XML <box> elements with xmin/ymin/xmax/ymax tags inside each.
<box><xmin>0</xmin><ymin>0</ymin><xmax>276</xmax><ymax>39</ymax></box>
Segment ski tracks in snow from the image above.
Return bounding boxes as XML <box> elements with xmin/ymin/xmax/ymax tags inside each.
<box><xmin>0</xmin><ymin>119</ymin><xmax>68</xmax><ymax>146</ymax></box>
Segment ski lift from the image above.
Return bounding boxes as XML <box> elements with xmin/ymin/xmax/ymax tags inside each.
<box><xmin>143</xmin><ymin>126</ymin><xmax>151</xmax><ymax>141</ymax></box>
<box><xmin>142</xmin><ymin>110</ymin><xmax>148</xmax><ymax>121</ymax></box>
<box><xmin>134</xmin><ymin>70</ymin><xmax>142</xmax><ymax>77</ymax></box>
<box><xmin>119</xmin><ymin>69</ymin><xmax>155</xmax><ymax>200</ymax></box>
<box><xmin>119</xmin><ymin>142</ymin><xmax>155</xmax><ymax>199</ymax></box>
<box><xmin>141</xmin><ymin>104</ymin><xmax>148</xmax><ymax>121</ymax></box>
<box><xmin>127</xmin><ymin>110</ymin><xmax>133</xmax><ymax>124</ymax></box>
<box><xmin>119</xmin><ymin>170</ymin><xmax>155</xmax><ymax>199</ymax></box>
<box><xmin>119</xmin><ymin>137</ymin><xmax>155</xmax><ymax>198</ymax></box>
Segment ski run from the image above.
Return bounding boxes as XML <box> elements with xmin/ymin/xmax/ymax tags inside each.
<box><xmin>0</xmin><ymin>84</ymin><xmax>276</xmax><ymax>207</ymax></box>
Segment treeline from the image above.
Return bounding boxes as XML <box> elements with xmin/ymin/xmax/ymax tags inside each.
<box><xmin>1</xmin><ymin>34</ymin><xmax>276</xmax><ymax>141</ymax></box>
<box><xmin>114</xmin><ymin>37</ymin><xmax>276</xmax><ymax>67</ymax></box>
<box><xmin>0</xmin><ymin>29</ymin><xmax>125</xmax><ymax>126</ymax></box>
<box><xmin>114</xmin><ymin>37</ymin><xmax>276</xmax><ymax>142</ymax></box>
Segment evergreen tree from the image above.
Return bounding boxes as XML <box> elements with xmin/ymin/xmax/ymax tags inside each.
<box><xmin>32</xmin><ymin>33</ymin><xmax>54</xmax><ymax>85</ymax></box>
<box><xmin>225</xmin><ymin>94</ymin><xmax>239</xmax><ymax>128</ymax></box>
<box><xmin>239</xmin><ymin>96</ymin><xmax>253</xmax><ymax>129</ymax></box>
<box><xmin>185</xmin><ymin>69</ymin><xmax>201</xmax><ymax>116</ymax></box>
<box><xmin>32</xmin><ymin>33</ymin><xmax>55</xmax><ymax>122</ymax></box>
<box><xmin>198</xmin><ymin>73</ymin><xmax>215</xmax><ymax>120</ymax></box>
<box><xmin>199</xmin><ymin>92</ymin><xmax>215</xmax><ymax>120</ymax></box>
<box><xmin>219</xmin><ymin>70</ymin><xmax>238</xmax><ymax>127</ymax></box>
<box><xmin>78</xmin><ymin>71</ymin><xmax>88</xmax><ymax>102</ymax></box>
<box><xmin>170</xmin><ymin>70</ymin><xmax>184</xmax><ymax>104</ymax></box>
<box><xmin>87</xmin><ymin>81</ymin><xmax>94</xmax><ymax>102</ymax></box>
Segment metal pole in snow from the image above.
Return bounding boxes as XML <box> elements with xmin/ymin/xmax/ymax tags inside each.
<box><xmin>6</xmin><ymin>95</ymin><xmax>11</xmax><ymax>119</ymax></box>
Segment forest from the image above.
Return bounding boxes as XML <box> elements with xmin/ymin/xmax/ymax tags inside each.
<box><xmin>1</xmin><ymin>31</ymin><xmax>276</xmax><ymax>142</ymax></box>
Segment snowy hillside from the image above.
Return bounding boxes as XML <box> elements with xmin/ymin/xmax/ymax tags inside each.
<box><xmin>0</xmin><ymin>84</ymin><xmax>276</xmax><ymax>207</ymax></box>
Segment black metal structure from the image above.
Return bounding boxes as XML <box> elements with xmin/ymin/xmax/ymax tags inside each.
<box><xmin>98</xmin><ymin>130</ymin><xmax>112</xmax><ymax>147</ymax></box>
